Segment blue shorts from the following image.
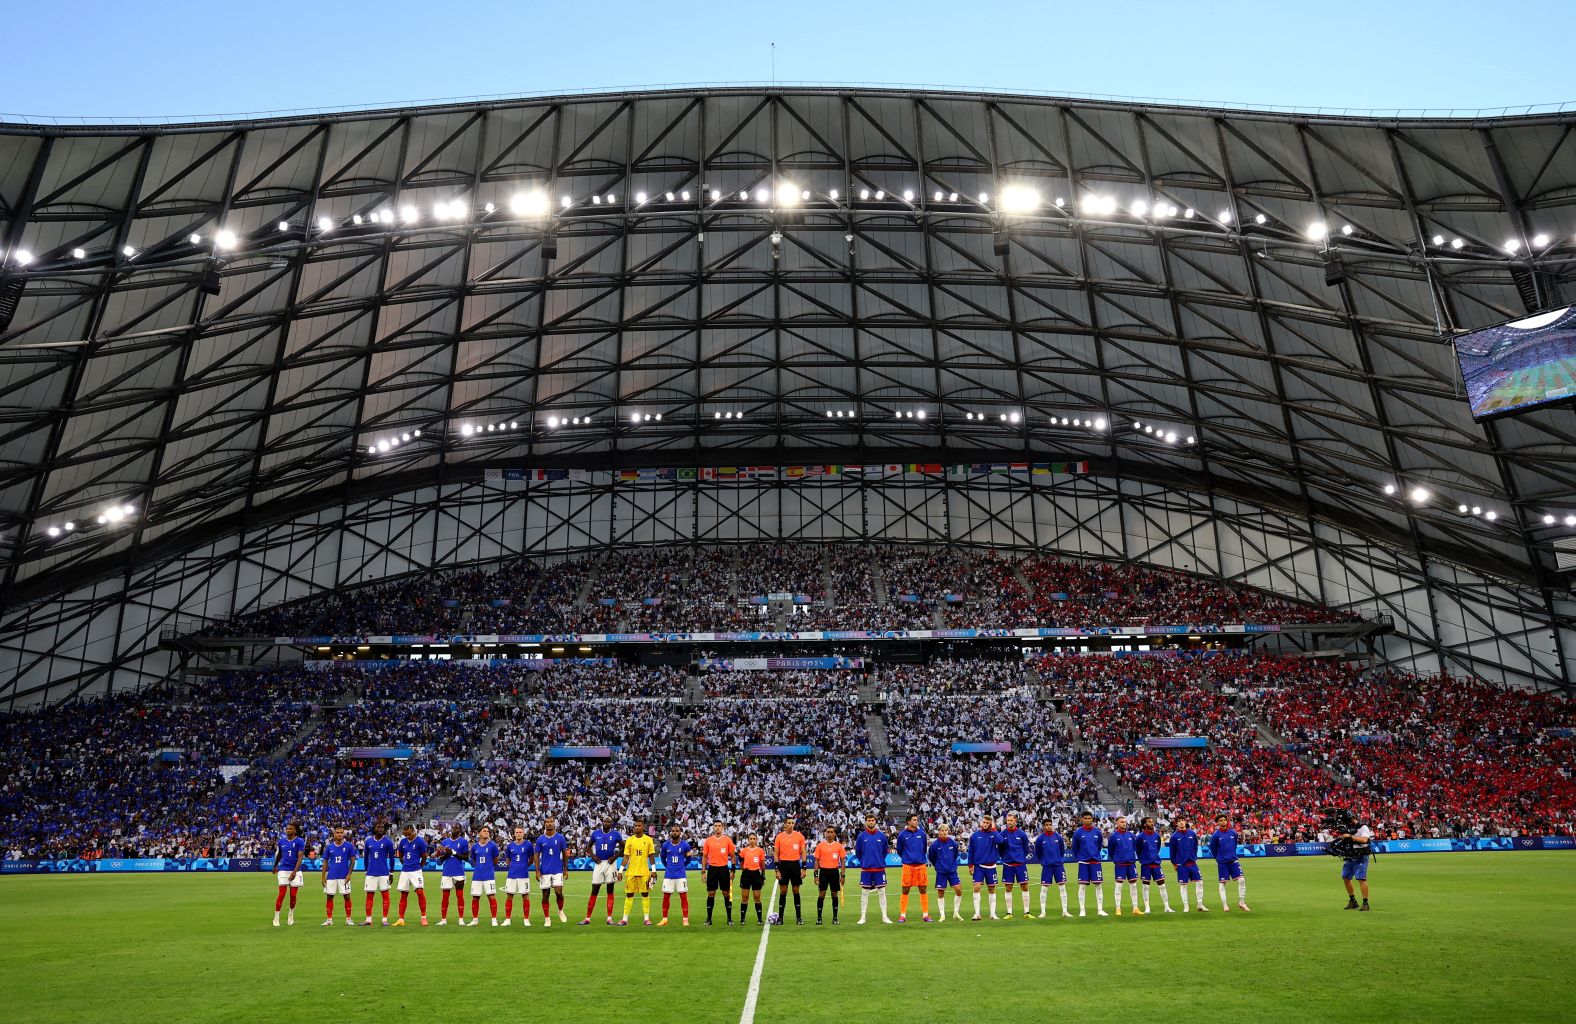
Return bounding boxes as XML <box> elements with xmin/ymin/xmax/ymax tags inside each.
<box><xmin>1216</xmin><ymin>859</ymin><xmax>1243</xmax><ymax>882</ymax></box>
<box><xmin>859</xmin><ymin>869</ymin><xmax>887</xmax><ymax>890</ymax></box>
<box><xmin>936</xmin><ymin>869</ymin><xmax>961</xmax><ymax>889</ymax></box>
<box><xmin>1040</xmin><ymin>863</ymin><xmax>1066</xmax><ymax>885</ymax></box>
<box><xmin>971</xmin><ymin>866</ymin><xmax>998</xmax><ymax>885</ymax></box>
<box><xmin>1001</xmin><ymin>864</ymin><xmax>1027</xmax><ymax>884</ymax></box>
<box><xmin>1341</xmin><ymin>858</ymin><xmax>1369</xmax><ymax>881</ymax></box>
<box><xmin>1112</xmin><ymin>862</ymin><xmax>1137</xmax><ymax>882</ymax></box>
<box><xmin>1140</xmin><ymin>863</ymin><xmax>1166</xmax><ymax>883</ymax></box>
<box><xmin>1077</xmin><ymin>861</ymin><xmax>1102</xmax><ymax>884</ymax></box>
<box><xmin>1175</xmin><ymin>862</ymin><xmax>1201</xmax><ymax>883</ymax></box>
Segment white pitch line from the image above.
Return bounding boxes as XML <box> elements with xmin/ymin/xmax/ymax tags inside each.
<box><xmin>739</xmin><ymin>879</ymin><xmax>780</xmax><ymax>1024</ymax></box>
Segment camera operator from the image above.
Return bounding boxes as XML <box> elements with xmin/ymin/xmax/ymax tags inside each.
<box><xmin>1339</xmin><ymin>821</ymin><xmax>1372</xmax><ymax>912</ymax></box>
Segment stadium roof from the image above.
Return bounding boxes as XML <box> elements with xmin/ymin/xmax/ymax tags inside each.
<box><xmin>1</xmin><ymin>86</ymin><xmax>1574</xmax><ymax>608</ymax></box>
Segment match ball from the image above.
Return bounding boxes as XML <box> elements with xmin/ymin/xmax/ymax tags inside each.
<box><xmin>768</xmin><ymin>913</ymin><xmax>780</xmax><ymax>924</ymax></box>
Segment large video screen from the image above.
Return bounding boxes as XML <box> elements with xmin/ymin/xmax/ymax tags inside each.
<box><xmin>1454</xmin><ymin>305</ymin><xmax>1576</xmax><ymax>420</ymax></box>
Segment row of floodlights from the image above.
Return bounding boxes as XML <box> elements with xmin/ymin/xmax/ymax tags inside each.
<box><xmin>40</xmin><ymin>501</ymin><xmax>135</xmax><ymax>540</ymax></box>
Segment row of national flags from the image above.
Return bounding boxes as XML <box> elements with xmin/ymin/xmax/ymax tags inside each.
<box><xmin>488</xmin><ymin>462</ymin><xmax>1089</xmax><ymax>484</ymax></box>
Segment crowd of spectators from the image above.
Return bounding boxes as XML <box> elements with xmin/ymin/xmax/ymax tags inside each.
<box><xmin>491</xmin><ymin>699</ymin><xmax>679</xmax><ymax>760</ymax></box>
<box><xmin>690</xmin><ymin>698</ymin><xmax>870</xmax><ymax>755</ymax></box>
<box><xmin>455</xmin><ymin>761</ymin><xmax>664</xmax><ymax>852</ymax></box>
<box><xmin>894</xmin><ymin>754</ymin><xmax>1098</xmax><ymax>833</ymax></box>
<box><xmin>1045</xmin><ymin>653</ymin><xmax>1261</xmax><ymax>752</ymax></box>
<box><xmin>872</xmin><ymin>658</ymin><xmax>1027</xmax><ymax>697</ymax></box>
<box><xmin>664</xmin><ymin>757</ymin><xmax>888</xmax><ymax>839</ymax></box>
<box><xmin>884</xmin><ymin>693</ymin><xmax>1069</xmax><ymax>756</ymax></box>
<box><xmin>700</xmin><ymin>670</ymin><xmax>859</xmax><ymax>698</ymax></box>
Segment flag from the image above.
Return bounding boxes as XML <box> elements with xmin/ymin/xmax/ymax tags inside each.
<box><xmin>678</xmin><ymin>467</ymin><xmax>697</xmax><ymax>481</ymax></box>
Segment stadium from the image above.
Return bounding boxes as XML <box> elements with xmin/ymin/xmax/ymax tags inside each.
<box><xmin>2</xmin><ymin>68</ymin><xmax>1575</xmax><ymax>1024</ymax></box>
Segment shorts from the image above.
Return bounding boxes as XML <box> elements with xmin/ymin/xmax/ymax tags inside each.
<box><xmin>592</xmin><ymin>862</ymin><xmax>619</xmax><ymax>886</ymax></box>
<box><xmin>817</xmin><ymin>868</ymin><xmax>842</xmax><ymax>892</ymax></box>
<box><xmin>900</xmin><ymin>864</ymin><xmax>929</xmax><ymax>888</ymax></box>
<box><xmin>626</xmin><ymin>874</ymin><xmax>650</xmax><ymax>892</ymax></box>
<box><xmin>1216</xmin><ymin>859</ymin><xmax>1243</xmax><ymax>882</ymax></box>
<box><xmin>1175</xmin><ymin>862</ymin><xmax>1201</xmax><ymax>883</ymax></box>
<box><xmin>276</xmin><ymin>869</ymin><xmax>304</xmax><ymax>887</ymax></box>
<box><xmin>1112</xmin><ymin>862</ymin><xmax>1137</xmax><ymax>882</ymax></box>
<box><xmin>1077</xmin><ymin>861</ymin><xmax>1102</xmax><ymax>884</ymax></box>
<box><xmin>539</xmin><ymin>872</ymin><xmax>565</xmax><ymax>889</ymax></box>
<box><xmin>323</xmin><ymin>878</ymin><xmax>351</xmax><ymax>896</ymax></box>
<box><xmin>777</xmin><ymin>863</ymin><xmax>803</xmax><ymax>886</ymax></box>
<box><xmin>504</xmin><ymin>876</ymin><xmax>532</xmax><ymax>895</ymax></box>
<box><xmin>1002</xmin><ymin>864</ymin><xmax>1027</xmax><ymax>884</ymax></box>
<box><xmin>971</xmin><ymin>866</ymin><xmax>998</xmax><ymax>886</ymax></box>
<box><xmin>1040</xmin><ymin>863</ymin><xmax>1066</xmax><ymax>885</ymax></box>
<box><xmin>440</xmin><ymin>874</ymin><xmax>466</xmax><ymax>891</ymax></box>
<box><xmin>397</xmin><ymin>871</ymin><xmax>424</xmax><ymax>891</ymax></box>
<box><xmin>1341</xmin><ymin>858</ymin><xmax>1369</xmax><ymax>881</ymax></box>
<box><xmin>705</xmin><ymin>865</ymin><xmax>733</xmax><ymax>891</ymax></box>
<box><xmin>661</xmin><ymin>876</ymin><xmax>689</xmax><ymax>894</ymax></box>
<box><xmin>469</xmin><ymin>879</ymin><xmax>497</xmax><ymax>896</ymax></box>
<box><xmin>740</xmin><ymin>869</ymin><xmax>765</xmax><ymax>890</ymax></box>
<box><xmin>935</xmin><ymin>869</ymin><xmax>961</xmax><ymax>889</ymax></box>
<box><xmin>363</xmin><ymin>874</ymin><xmax>391</xmax><ymax>892</ymax></box>
<box><xmin>859</xmin><ymin>869</ymin><xmax>887</xmax><ymax>890</ymax></box>
<box><xmin>1140</xmin><ymin>863</ymin><xmax>1166</xmax><ymax>883</ymax></box>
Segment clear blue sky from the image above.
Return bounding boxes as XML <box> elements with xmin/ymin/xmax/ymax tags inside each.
<box><xmin>4</xmin><ymin>0</ymin><xmax>1571</xmax><ymax>118</ymax></box>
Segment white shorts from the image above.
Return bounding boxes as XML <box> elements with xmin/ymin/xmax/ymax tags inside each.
<box><xmin>397</xmin><ymin>871</ymin><xmax>424</xmax><ymax>892</ymax></box>
<box><xmin>592</xmin><ymin>862</ymin><xmax>619</xmax><ymax>885</ymax></box>
<box><xmin>323</xmin><ymin>878</ymin><xmax>351</xmax><ymax>896</ymax></box>
<box><xmin>276</xmin><ymin>870</ymin><xmax>303</xmax><ymax>887</ymax></box>
<box><xmin>504</xmin><ymin>877</ymin><xmax>532</xmax><ymax>895</ymax></box>
<box><xmin>440</xmin><ymin>875</ymin><xmax>466</xmax><ymax>891</ymax></box>
<box><xmin>539</xmin><ymin>872</ymin><xmax>565</xmax><ymax>890</ymax></box>
<box><xmin>363</xmin><ymin>875</ymin><xmax>391</xmax><ymax>892</ymax></box>
<box><xmin>662</xmin><ymin>877</ymin><xmax>689</xmax><ymax>894</ymax></box>
<box><xmin>469</xmin><ymin>880</ymin><xmax>497</xmax><ymax>897</ymax></box>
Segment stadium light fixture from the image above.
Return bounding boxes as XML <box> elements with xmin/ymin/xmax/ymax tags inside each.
<box><xmin>635</xmin><ymin>192</ymin><xmax>648</xmax><ymax>204</ymax></box>
<box><xmin>828</xmin><ymin>189</ymin><xmax>839</xmax><ymax>200</ymax></box>
<box><xmin>592</xmin><ymin>195</ymin><xmax>603</xmax><ymax>205</ymax></box>
<box><xmin>1504</xmin><ymin>239</ymin><xmax>1520</xmax><ymax>253</ymax></box>
<box><xmin>995</xmin><ymin>185</ymin><xmax>1041</xmax><ymax>214</ymax></box>
<box><xmin>1218</xmin><ymin>209</ymin><xmax>1233</xmax><ymax>224</ymax></box>
<box><xmin>933</xmin><ymin>190</ymin><xmax>944</xmax><ymax>202</ymax></box>
<box><xmin>903</xmin><ymin>189</ymin><xmax>915</xmax><ymax>202</ymax></box>
<box><xmin>561</xmin><ymin>196</ymin><xmax>573</xmax><ymax>208</ymax></box>
<box><xmin>1383</xmin><ymin>483</ymin><xmax>1396</xmax><ymax>496</ymax></box>
<box><xmin>1566</xmin><ymin>515</ymin><xmax>1576</xmax><ymax>527</ymax></box>
<box><xmin>1458</xmin><ymin>503</ymin><xmax>1470</xmax><ymax>513</ymax></box>
<box><xmin>874</xmin><ymin>190</ymin><xmax>885</xmax><ymax>200</ymax></box>
<box><xmin>681</xmin><ymin>191</ymin><xmax>692</xmax><ymax>201</ymax></box>
<box><xmin>665</xmin><ymin>192</ymin><xmax>676</xmax><ymax>202</ymax></box>
<box><xmin>1340</xmin><ymin>224</ymin><xmax>1353</xmax><ymax>236</ymax></box>
<box><xmin>1094</xmin><ymin>417</ymin><xmax>1107</xmax><ymax>430</ymax></box>
<box><xmin>1306</xmin><ymin>221</ymin><xmax>1327</xmax><ymax>241</ymax></box>
<box><xmin>1409</xmin><ymin>486</ymin><xmax>1430</xmax><ymax>504</ymax></box>
<box><xmin>122</xmin><ymin>244</ymin><xmax>136</xmax><ymax>257</ymax></box>
<box><xmin>1431</xmin><ymin>234</ymin><xmax>1444</xmax><ymax>245</ymax></box>
<box><xmin>755</xmin><ymin>188</ymin><xmax>770</xmax><ymax>203</ymax></box>
<box><xmin>1532</xmin><ymin>233</ymin><xmax>1550</xmax><ymax>247</ymax></box>
<box><xmin>484</xmin><ymin>202</ymin><xmax>496</xmax><ymax>214</ymax></box>
<box><xmin>1130</xmin><ymin>199</ymin><xmax>1149</xmax><ymax>218</ymax></box>
<box><xmin>46</xmin><ymin>526</ymin><xmax>59</xmax><ymax>537</ymax></box>
<box><xmin>1450</xmin><ymin>237</ymin><xmax>1464</xmax><ymax>249</ymax></box>
<box><xmin>546</xmin><ymin>416</ymin><xmax>560</xmax><ymax>429</ymax></box>
<box><xmin>188</xmin><ymin>233</ymin><xmax>202</xmax><ymax>245</ymax></box>
<box><xmin>1543</xmin><ymin>514</ymin><xmax>1556</xmax><ymax>525</ymax></box>
<box><xmin>214</xmin><ymin>229</ymin><xmax>237</xmax><ymax>249</ymax></box>
<box><xmin>1254</xmin><ymin>213</ymin><xmax>1267</xmax><ymax>225</ymax></box>
<box><xmin>1183</xmin><ymin>208</ymin><xmax>1195</xmax><ymax>219</ymax></box>
<box><xmin>1484</xmin><ymin>510</ymin><xmax>1498</xmax><ymax>521</ymax></box>
<box><xmin>399</xmin><ymin>206</ymin><xmax>418</xmax><ymax>224</ymax></box>
<box><xmin>801</xmin><ymin>189</ymin><xmax>811</xmax><ymax>202</ymax></box>
<box><xmin>71</xmin><ymin>248</ymin><xmax>85</xmax><ymax>259</ymax></box>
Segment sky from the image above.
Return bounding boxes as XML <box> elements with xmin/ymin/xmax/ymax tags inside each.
<box><xmin>2</xmin><ymin>0</ymin><xmax>1572</xmax><ymax>120</ymax></box>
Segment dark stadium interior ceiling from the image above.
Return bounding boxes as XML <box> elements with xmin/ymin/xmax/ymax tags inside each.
<box><xmin>1</xmin><ymin>88</ymin><xmax>1575</xmax><ymax>608</ymax></box>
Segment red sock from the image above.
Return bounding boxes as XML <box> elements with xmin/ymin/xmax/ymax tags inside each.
<box><xmin>381</xmin><ymin>891</ymin><xmax>390</xmax><ymax>917</ymax></box>
<box><xmin>416</xmin><ymin>891</ymin><xmax>427</xmax><ymax>915</ymax></box>
<box><xmin>343</xmin><ymin>896</ymin><xmax>352</xmax><ymax>917</ymax></box>
<box><xmin>505</xmin><ymin>896</ymin><xmax>514</xmax><ymax>919</ymax></box>
<box><xmin>587</xmin><ymin>892</ymin><xmax>599</xmax><ymax>918</ymax></box>
<box><xmin>606</xmin><ymin>892</ymin><xmax>615</xmax><ymax>916</ymax></box>
<box><xmin>488</xmin><ymin>896</ymin><xmax>498</xmax><ymax>918</ymax></box>
<box><xmin>556</xmin><ymin>892</ymin><xmax>564</xmax><ymax>910</ymax></box>
<box><xmin>325</xmin><ymin>896</ymin><xmax>334</xmax><ymax>920</ymax></box>
<box><xmin>441</xmin><ymin>891</ymin><xmax>450</xmax><ymax>918</ymax></box>
<box><xmin>288</xmin><ymin>890</ymin><xmax>298</xmax><ymax>909</ymax></box>
<box><xmin>399</xmin><ymin>893</ymin><xmax>409</xmax><ymax>918</ymax></box>
<box><xmin>680</xmin><ymin>893</ymin><xmax>690</xmax><ymax>917</ymax></box>
<box><xmin>275</xmin><ymin>885</ymin><xmax>287</xmax><ymax>911</ymax></box>
<box><xmin>365</xmin><ymin>893</ymin><xmax>374</xmax><ymax>918</ymax></box>
<box><xmin>522</xmin><ymin>896</ymin><xmax>531</xmax><ymax>920</ymax></box>
<box><xmin>663</xmin><ymin>894</ymin><xmax>671</xmax><ymax>916</ymax></box>
<box><xmin>471</xmin><ymin>896</ymin><xmax>480</xmax><ymax>918</ymax></box>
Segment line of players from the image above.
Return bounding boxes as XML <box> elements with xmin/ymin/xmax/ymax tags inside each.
<box><xmin>269</xmin><ymin>809</ymin><xmax>1251</xmax><ymax>928</ymax></box>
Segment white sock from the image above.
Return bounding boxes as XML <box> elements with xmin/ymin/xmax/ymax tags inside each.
<box><xmin>1237</xmin><ymin>877</ymin><xmax>1247</xmax><ymax>901</ymax></box>
<box><xmin>1095</xmin><ymin>887</ymin><xmax>1104</xmax><ymax>912</ymax></box>
<box><xmin>1130</xmin><ymin>882</ymin><xmax>1140</xmax><ymax>908</ymax></box>
<box><xmin>878</xmin><ymin>887</ymin><xmax>888</xmax><ymax>919</ymax></box>
<box><xmin>860</xmin><ymin>890</ymin><xmax>869</xmax><ymax>919</ymax></box>
<box><xmin>1059</xmin><ymin>885</ymin><xmax>1068</xmax><ymax>912</ymax></box>
<box><xmin>972</xmin><ymin>890</ymin><xmax>981</xmax><ymax>916</ymax></box>
<box><xmin>1195</xmin><ymin>880</ymin><xmax>1205</xmax><ymax>906</ymax></box>
<box><xmin>1114</xmin><ymin>883</ymin><xmax>1122</xmax><ymax>910</ymax></box>
<box><xmin>1077</xmin><ymin>887</ymin><xmax>1087</xmax><ymax>913</ymax></box>
<box><xmin>988</xmin><ymin>891</ymin><xmax>997</xmax><ymax>916</ymax></box>
<box><xmin>1039</xmin><ymin>885</ymin><xmax>1048</xmax><ymax>913</ymax></box>
<box><xmin>1160</xmin><ymin>885</ymin><xmax>1172</xmax><ymax>910</ymax></box>
<box><xmin>1180</xmin><ymin>885</ymin><xmax>1190</xmax><ymax>910</ymax></box>
<box><xmin>1219</xmin><ymin>882</ymin><xmax>1228</xmax><ymax>907</ymax></box>
<box><xmin>1021</xmin><ymin>890</ymin><xmax>1030</xmax><ymax>914</ymax></box>
<box><xmin>1142</xmin><ymin>885</ymin><xmax>1151</xmax><ymax>911</ymax></box>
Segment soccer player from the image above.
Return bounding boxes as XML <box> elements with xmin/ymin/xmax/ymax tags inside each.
<box><xmin>394</xmin><ymin>823</ymin><xmax>429</xmax><ymax>926</ymax></box>
<box><xmin>535</xmin><ymin>817</ymin><xmax>571</xmax><ymax>926</ymax></box>
<box><xmin>1210</xmin><ymin>813</ymin><xmax>1249</xmax><ymax>912</ymax></box>
<box><xmin>658</xmin><ymin>825</ymin><xmax>694</xmax><ymax>926</ymax></box>
<box><xmin>966</xmin><ymin>814</ymin><xmax>1001</xmax><ymax>921</ymax></box>
<box><xmin>361</xmin><ymin>821</ymin><xmax>395</xmax><ymax>925</ymax></box>
<box><xmin>997</xmin><ymin>812</ymin><xmax>1033</xmax><ymax>917</ymax></box>
<box><xmin>469</xmin><ymin>825</ymin><xmax>501</xmax><ymax>926</ymax></box>
<box><xmin>772</xmin><ymin>816</ymin><xmax>808</xmax><ymax>925</ymax></box>
<box><xmin>1071</xmin><ymin>811</ymin><xmax>1107</xmax><ymax>917</ymax></box>
<box><xmin>701</xmin><ymin>821</ymin><xmax>737</xmax><ymax>925</ymax></box>
<box><xmin>617</xmin><ymin>812</ymin><xmax>655</xmax><ymax>926</ymax></box>
<box><xmin>503</xmin><ymin>825</ymin><xmax>535</xmax><ymax>927</ymax></box>
<box><xmin>321</xmin><ymin>826</ymin><xmax>356</xmax><ymax>926</ymax></box>
<box><xmin>813</xmin><ymin>826</ymin><xmax>846</xmax><ymax>924</ymax></box>
<box><xmin>854</xmin><ymin>813</ymin><xmax>892</xmax><ymax>925</ymax></box>
<box><xmin>738</xmin><ymin>833</ymin><xmax>767</xmax><ymax>924</ymax></box>
<box><xmin>1033</xmin><ymin>819</ymin><xmax>1071</xmax><ymax>918</ymax></box>
<box><xmin>436</xmin><ymin>824</ymin><xmax>470</xmax><ymax>926</ymax></box>
<box><xmin>618</xmin><ymin>819</ymin><xmax>656</xmax><ymax>926</ymax></box>
<box><xmin>1136</xmin><ymin>816</ymin><xmax>1173</xmax><ymax>913</ymax></box>
<box><xmin>271</xmin><ymin>820</ymin><xmax>307</xmax><ymax>926</ymax></box>
<box><xmin>927</xmin><ymin>823</ymin><xmax>965</xmax><ymax>922</ymax></box>
<box><xmin>1108</xmin><ymin>816</ymin><xmax>1140</xmax><ymax>916</ymax></box>
<box><xmin>894</xmin><ymin>813</ymin><xmax>931</xmax><ymax>923</ymax></box>
<box><xmin>583</xmin><ymin>815</ymin><xmax>624</xmax><ymax>925</ymax></box>
<box><xmin>1169</xmin><ymin>816</ymin><xmax>1207</xmax><ymax>912</ymax></box>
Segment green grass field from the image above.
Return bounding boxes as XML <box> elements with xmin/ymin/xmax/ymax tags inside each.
<box><xmin>2</xmin><ymin>854</ymin><xmax>1573</xmax><ymax>1023</ymax></box>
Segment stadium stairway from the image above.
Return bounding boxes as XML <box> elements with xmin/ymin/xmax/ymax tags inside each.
<box><xmin>864</xmin><ymin>711</ymin><xmax>890</xmax><ymax>757</ymax></box>
<box><xmin>871</xmin><ymin>559</ymin><xmax>890</xmax><ymax>607</ymax></box>
<box><xmin>682</xmin><ymin>674</ymin><xmax>707</xmax><ymax>704</ymax></box>
<box><xmin>652</xmin><ymin>768</ymin><xmax>685</xmax><ymax>819</ymax></box>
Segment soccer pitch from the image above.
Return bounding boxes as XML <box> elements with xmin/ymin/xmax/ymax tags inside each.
<box><xmin>2</xmin><ymin>854</ymin><xmax>1572</xmax><ymax>1023</ymax></box>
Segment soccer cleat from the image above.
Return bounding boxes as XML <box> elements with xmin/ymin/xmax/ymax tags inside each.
<box><xmin>1038</xmin><ymin>911</ymin><xmax>1047</xmax><ymax>919</ymax></box>
<box><xmin>392</xmin><ymin>919</ymin><xmax>406</xmax><ymax>927</ymax></box>
<box><xmin>543</xmin><ymin>918</ymin><xmax>551</xmax><ymax>928</ymax></box>
<box><xmin>321</xmin><ymin>919</ymin><xmax>334</xmax><ymax>927</ymax></box>
<box><xmin>656</xmin><ymin>918</ymin><xmax>668</xmax><ymax>927</ymax></box>
<box><xmin>1132</xmin><ymin>908</ymin><xmax>1145</xmax><ymax>916</ymax></box>
<box><xmin>989</xmin><ymin>913</ymin><xmax>999</xmax><ymax>921</ymax></box>
<box><xmin>1002</xmin><ymin>911</ymin><xmax>1012</xmax><ymax>919</ymax></box>
<box><xmin>606</xmin><ymin>916</ymin><xmax>614</xmax><ymax>925</ymax></box>
<box><xmin>272</xmin><ymin>915</ymin><xmax>280</xmax><ymax>927</ymax></box>
<box><xmin>362</xmin><ymin>917</ymin><xmax>373</xmax><ymax>926</ymax></box>
<box><xmin>558</xmin><ymin>910</ymin><xmax>568</xmax><ymax>923</ymax></box>
<box><xmin>971</xmin><ymin>914</ymin><xmax>981</xmax><ymax>921</ymax></box>
<box><xmin>287</xmin><ymin>912</ymin><xmax>294</xmax><ymax>925</ymax></box>
<box><xmin>437</xmin><ymin>919</ymin><xmax>447</xmax><ymax>926</ymax></box>
<box><xmin>1113</xmin><ymin>908</ymin><xmax>1122</xmax><ymax>917</ymax></box>
<box><xmin>1096</xmin><ymin>910</ymin><xmax>1109</xmax><ymax>917</ymax></box>
<box><xmin>1078</xmin><ymin>910</ymin><xmax>1086</xmax><ymax>918</ymax></box>
<box><xmin>614</xmin><ymin>920</ymin><xmax>628</xmax><ymax>926</ymax></box>
<box><xmin>922</xmin><ymin>915</ymin><xmax>932</xmax><ymax>923</ymax></box>
<box><xmin>682</xmin><ymin>919</ymin><xmax>689</xmax><ymax>927</ymax></box>
<box><xmin>1220</xmin><ymin>905</ymin><xmax>1230</xmax><ymax>912</ymax></box>
<box><xmin>1359</xmin><ymin>903</ymin><xmax>1371</xmax><ymax>912</ymax></box>
<box><xmin>381</xmin><ymin>918</ymin><xmax>388</xmax><ymax>926</ymax></box>
<box><xmin>419</xmin><ymin>916</ymin><xmax>429</xmax><ymax>926</ymax></box>
<box><xmin>896</xmin><ymin>915</ymin><xmax>905</xmax><ymax>923</ymax></box>
<box><xmin>522</xmin><ymin>919</ymin><xmax>531</xmax><ymax>927</ymax></box>
<box><xmin>953</xmin><ymin>913</ymin><xmax>964</xmax><ymax>922</ymax></box>
<box><xmin>345</xmin><ymin>918</ymin><xmax>356</xmax><ymax>926</ymax></box>
<box><xmin>1165</xmin><ymin>907</ymin><xmax>1176</xmax><ymax>913</ymax></box>
<box><xmin>643</xmin><ymin>918</ymin><xmax>652</xmax><ymax>926</ymax></box>
<box><xmin>1238</xmin><ymin>902</ymin><xmax>1251</xmax><ymax>912</ymax></box>
<box><xmin>1062</xmin><ymin>911</ymin><xmax>1073</xmax><ymax>918</ymax></box>
<box><xmin>1196</xmin><ymin>904</ymin><xmax>1209</xmax><ymax>912</ymax></box>
<box><xmin>580</xmin><ymin>918</ymin><xmax>591</xmax><ymax>925</ymax></box>
<box><xmin>882</xmin><ymin>917</ymin><xmax>892</xmax><ymax>925</ymax></box>
<box><xmin>1345</xmin><ymin>898</ymin><xmax>1359</xmax><ymax>910</ymax></box>
<box><xmin>501</xmin><ymin>919</ymin><xmax>511</xmax><ymax>927</ymax></box>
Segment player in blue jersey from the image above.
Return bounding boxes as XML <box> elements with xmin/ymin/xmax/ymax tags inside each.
<box><xmin>1070</xmin><ymin>811</ymin><xmax>1107</xmax><ymax>917</ymax></box>
<box><xmin>928</xmin><ymin>823</ymin><xmax>965</xmax><ymax>922</ymax></box>
<box><xmin>996</xmin><ymin>813</ymin><xmax>1033</xmax><ymax>918</ymax></box>
<box><xmin>853</xmin><ymin>814</ymin><xmax>892</xmax><ymax>925</ymax></box>
<box><xmin>320</xmin><ymin>826</ymin><xmax>357</xmax><ymax>926</ymax></box>
<box><xmin>1136</xmin><ymin>817</ymin><xmax>1173</xmax><ymax>913</ymax></box>
<box><xmin>1210</xmin><ymin>813</ymin><xmax>1250</xmax><ymax>912</ymax></box>
<box><xmin>1108</xmin><ymin>817</ymin><xmax>1141</xmax><ymax>916</ymax></box>
<box><xmin>583</xmin><ymin>815</ymin><xmax>625</xmax><ymax>925</ymax></box>
<box><xmin>535</xmin><ymin>817</ymin><xmax>571</xmax><ymax>927</ymax></box>
<box><xmin>1033</xmin><ymin>820</ymin><xmax>1071</xmax><ymax>918</ymax></box>
<box><xmin>503</xmin><ymin>825</ymin><xmax>536</xmax><ymax>926</ymax></box>
<box><xmin>966</xmin><ymin>814</ymin><xmax>1001</xmax><ymax>921</ymax></box>
<box><xmin>658</xmin><ymin>825</ymin><xmax>694</xmax><ymax>926</ymax></box>
<box><xmin>271</xmin><ymin>821</ymin><xmax>308</xmax><ymax>926</ymax></box>
<box><xmin>894</xmin><ymin>813</ymin><xmax>931</xmax><ymax>923</ymax></box>
<box><xmin>1168</xmin><ymin>816</ymin><xmax>1206</xmax><ymax>911</ymax></box>
<box><xmin>361</xmin><ymin>821</ymin><xmax>396</xmax><ymax>925</ymax></box>
<box><xmin>394</xmin><ymin>823</ymin><xmax>429</xmax><ymax>926</ymax></box>
<box><xmin>468</xmin><ymin>825</ymin><xmax>501</xmax><ymax>926</ymax></box>
<box><xmin>436</xmin><ymin>824</ymin><xmax>470</xmax><ymax>926</ymax></box>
